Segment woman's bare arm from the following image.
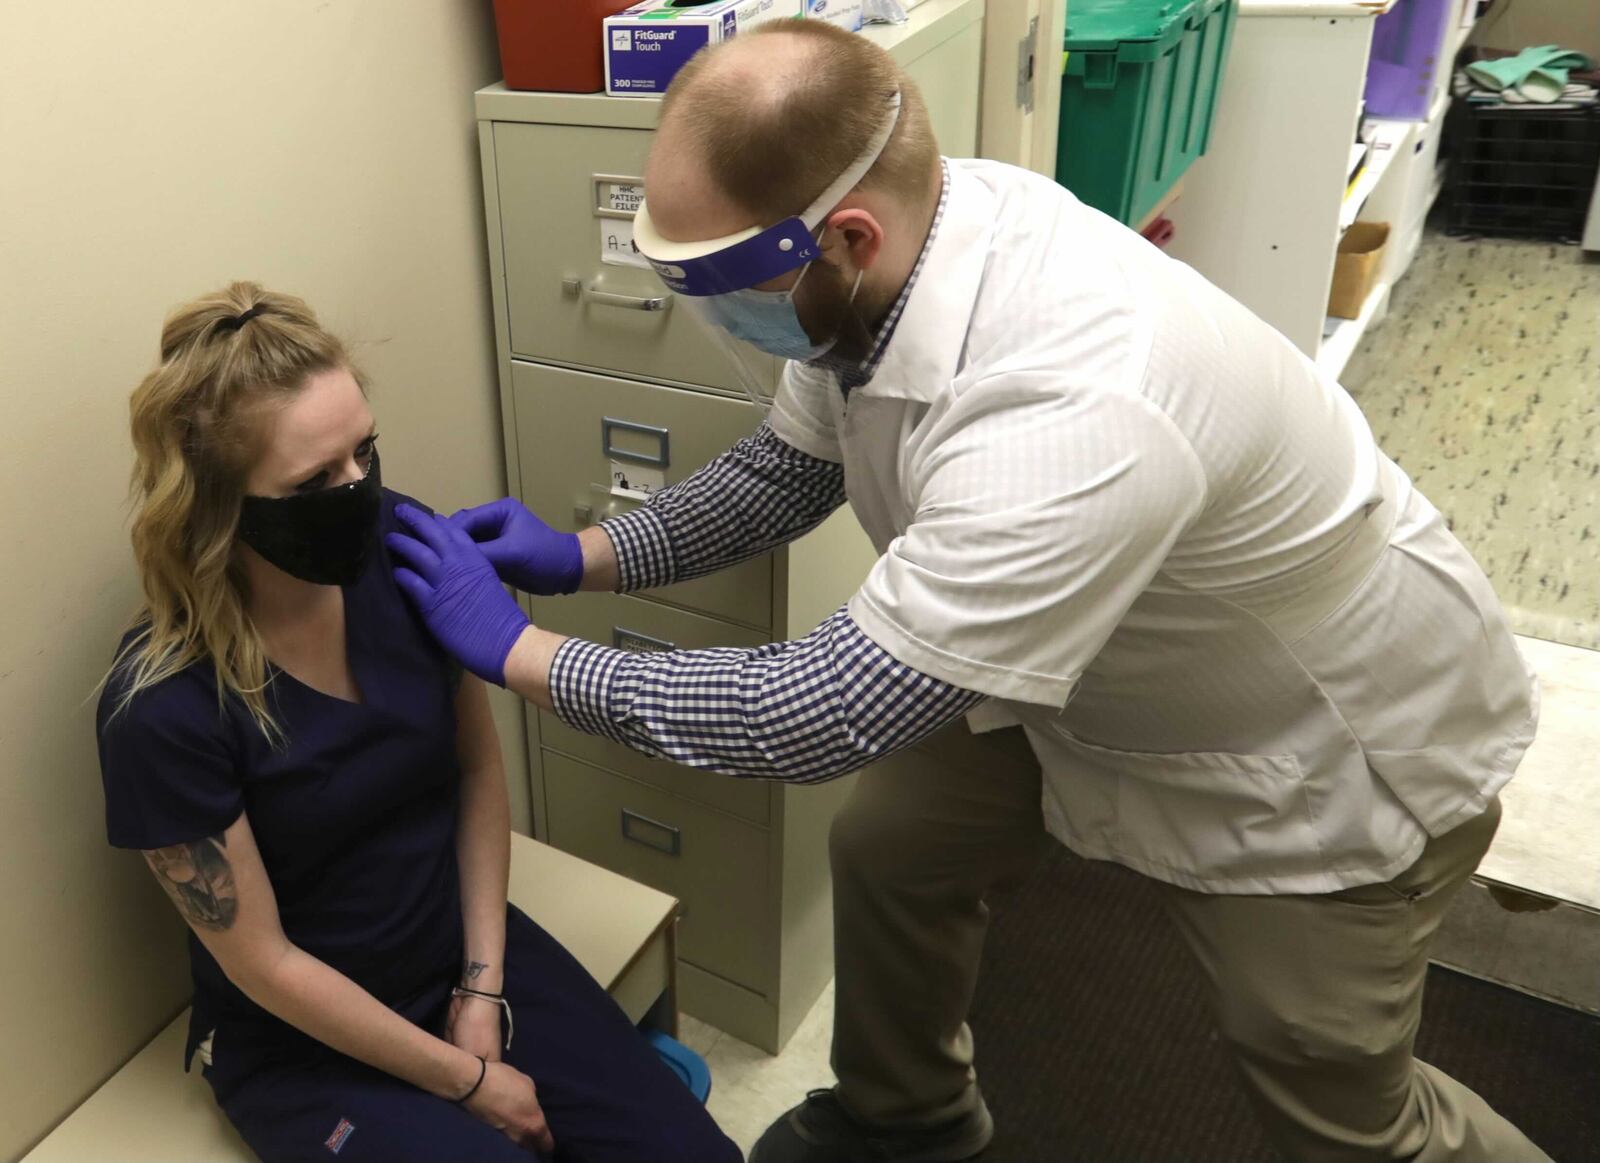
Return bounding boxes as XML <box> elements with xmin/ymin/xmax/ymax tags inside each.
<box><xmin>143</xmin><ymin>813</ymin><xmax>481</xmax><ymax>1099</ymax></box>
<box><xmin>451</xmin><ymin>676</ymin><xmax>511</xmax><ymax>1033</ymax></box>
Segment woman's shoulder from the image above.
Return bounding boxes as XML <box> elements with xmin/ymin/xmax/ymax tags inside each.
<box><xmin>96</xmin><ymin>626</ymin><xmax>226</xmax><ymax>745</ymax></box>
<box><xmin>97</xmin><ymin>628</ymin><xmax>245</xmax><ymax>851</ymax></box>
<box><xmin>378</xmin><ymin>486</ymin><xmax>436</xmax><ymax>534</ymax></box>
<box><xmin>372</xmin><ymin>487</ymin><xmax>466</xmax><ymax>690</ymax></box>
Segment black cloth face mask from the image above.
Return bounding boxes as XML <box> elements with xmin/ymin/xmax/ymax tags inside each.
<box><xmin>237</xmin><ymin>449</ymin><xmax>383</xmax><ymax>586</ymax></box>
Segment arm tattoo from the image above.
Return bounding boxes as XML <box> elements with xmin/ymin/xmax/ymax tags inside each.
<box><xmin>463</xmin><ymin>960</ymin><xmax>489</xmax><ymax>983</ymax></box>
<box><xmin>144</xmin><ymin>835</ymin><xmax>238</xmax><ymax>932</ymax></box>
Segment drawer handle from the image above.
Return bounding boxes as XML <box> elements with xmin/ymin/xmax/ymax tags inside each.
<box><xmin>621</xmin><ymin>809</ymin><xmax>681</xmax><ymax>856</ymax></box>
<box><xmin>613</xmin><ymin>627</ymin><xmax>675</xmax><ymax>654</ymax></box>
<box><xmin>602</xmin><ymin>417</ymin><xmax>670</xmax><ymax>467</ymax></box>
<box><xmin>562</xmin><ymin>277</ymin><xmax>673</xmax><ymax>313</ymax></box>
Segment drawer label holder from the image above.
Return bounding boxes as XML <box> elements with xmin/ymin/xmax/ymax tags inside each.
<box><xmin>613</xmin><ymin>626</ymin><xmax>676</xmax><ymax>654</ymax></box>
<box><xmin>621</xmin><ymin>808</ymin><xmax>682</xmax><ymax>856</ymax></box>
<box><xmin>594</xmin><ymin>175</ymin><xmax>652</xmax><ymax>270</ymax></box>
<box><xmin>602</xmin><ymin>416</ymin><xmax>670</xmax><ymax>466</ymax></box>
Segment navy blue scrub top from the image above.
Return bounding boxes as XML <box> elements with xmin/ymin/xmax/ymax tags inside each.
<box><xmin>97</xmin><ymin>490</ymin><xmax>465</xmax><ymax>1069</ymax></box>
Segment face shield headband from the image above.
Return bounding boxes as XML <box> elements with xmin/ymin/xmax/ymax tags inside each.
<box><xmin>631</xmin><ymin>89</ymin><xmax>903</xmax><ymax>297</ymax></box>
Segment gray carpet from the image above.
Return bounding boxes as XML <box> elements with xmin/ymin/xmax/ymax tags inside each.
<box><xmin>968</xmin><ymin>845</ymin><xmax>1599</xmax><ymax>1162</ymax></box>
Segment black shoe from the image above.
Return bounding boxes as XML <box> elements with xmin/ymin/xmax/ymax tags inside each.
<box><xmin>749</xmin><ymin>1088</ymin><xmax>994</xmax><ymax>1163</ymax></box>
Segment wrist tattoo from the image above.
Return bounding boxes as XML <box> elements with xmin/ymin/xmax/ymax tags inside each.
<box><xmin>463</xmin><ymin>960</ymin><xmax>490</xmax><ymax>983</ymax></box>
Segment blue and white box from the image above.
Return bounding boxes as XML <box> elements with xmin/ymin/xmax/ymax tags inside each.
<box><xmin>604</xmin><ymin>0</ymin><xmax>803</xmax><ymax>97</ymax></box>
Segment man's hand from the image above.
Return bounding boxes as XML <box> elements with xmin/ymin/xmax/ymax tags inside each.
<box><xmin>450</xmin><ymin>497</ymin><xmax>584</xmax><ymax>596</ymax></box>
<box><xmin>386</xmin><ymin>505</ymin><xmax>532</xmax><ymax>686</ymax></box>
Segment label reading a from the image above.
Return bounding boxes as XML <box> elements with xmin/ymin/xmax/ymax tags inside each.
<box><xmin>598</xmin><ymin>217</ymin><xmax>651</xmax><ymax>269</ymax></box>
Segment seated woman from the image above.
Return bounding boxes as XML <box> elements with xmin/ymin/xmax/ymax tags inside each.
<box><xmin>96</xmin><ymin>283</ymin><xmax>740</xmax><ymax>1163</ymax></box>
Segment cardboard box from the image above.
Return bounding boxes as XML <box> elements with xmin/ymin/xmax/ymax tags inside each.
<box><xmin>1327</xmin><ymin>222</ymin><xmax>1390</xmax><ymax>320</ymax></box>
<box><xmin>604</xmin><ymin>0</ymin><xmax>802</xmax><ymax>96</ymax></box>
<box><xmin>804</xmin><ymin>0</ymin><xmax>864</xmax><ymax>31</ymax></box>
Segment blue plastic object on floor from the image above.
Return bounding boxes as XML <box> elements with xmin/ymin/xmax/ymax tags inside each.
<box><xmin>645</xmin><ymin>1028</ymin><xmax>713</xmax><ymax>1104</ymax></box>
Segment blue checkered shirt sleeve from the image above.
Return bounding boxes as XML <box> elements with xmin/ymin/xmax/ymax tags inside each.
<box><xmin>597</xmin><ymin>423</ymin><xmax>847</xmax><ymax>593</ymax></box>
<box><xmin>566</xmin><ymin>189</ymin><xmax>978</xmax><ymax>783</ymax></box>
<box><xmin>548</xmin><ymin>607</ymin><xmax>985</xmax><ymax>783</ymax></box>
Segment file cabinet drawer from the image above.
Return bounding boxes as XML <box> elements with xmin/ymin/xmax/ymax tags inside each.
<box><xmin>493</xmin><ymin>120</ymin><xmax>780</xmax><ymax>395</ymax></box>
<box><xmin>536</xmin><ymin>591</ymin><xmax>771</xmax><ymax>824</ymax></box>
<box><xmin>543</xmin><ymin>751</ymin><xmax>773</xmax><ymax>994</ymax></box>
<box><xmin>513</xmin><ymin>360</ymin><xmax>773</xmax><ymax>629</ymax></box>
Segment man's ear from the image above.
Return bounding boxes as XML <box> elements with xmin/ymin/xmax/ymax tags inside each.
<box><xmin>822</xmin><ymin>207</ymin><xmax>884</xmax><ymax>272</ymax></box>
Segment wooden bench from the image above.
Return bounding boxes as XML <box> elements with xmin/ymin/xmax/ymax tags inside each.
<box><xmin>23</xmin><ymin>835</ymin><xmax>679</xmax><ymax>1162</ymax></box>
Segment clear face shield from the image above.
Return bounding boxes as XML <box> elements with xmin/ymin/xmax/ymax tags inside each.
<box><xmin>631</xmin><ymin>90</ymin><xmax>902</xmax><ymax>412</ymax></box>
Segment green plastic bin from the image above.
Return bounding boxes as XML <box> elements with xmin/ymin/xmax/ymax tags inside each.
<box><xmin>1057</xmin><ymin>0</ymin><xmax>1237</xmax><ymax>225</ymax></box>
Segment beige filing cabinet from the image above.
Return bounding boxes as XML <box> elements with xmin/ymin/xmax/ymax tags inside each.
<box><xmin>474</xmin><ymin>0</ymin><xmax>983</xmax><ymax>1053</ymax></box>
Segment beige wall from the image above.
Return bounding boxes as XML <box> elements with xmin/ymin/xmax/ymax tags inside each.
<box><xmin>0</xmin><ymin>3</ymin><xmax>529</xmax><ymax>1156</ymax></box>
<box><xmin>1469</xmin><ymin>0</ymin><xmax>1600</xmax><ymax>61</ymax></box>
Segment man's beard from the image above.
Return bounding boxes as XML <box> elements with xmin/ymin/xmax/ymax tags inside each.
<box><xmin>795</xmin><ymin>260</ymin><xmax>880</xmax><ymax>369</ymax></box>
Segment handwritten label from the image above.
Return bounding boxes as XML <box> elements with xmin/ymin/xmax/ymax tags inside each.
<box><xmin>598</xmin><ymin>217</ymin><xmax>651</xmax><ymax>269</ymax></box>
<box><xmin>610</xmin><ymin>459</ymin><xmax>665</xmax><ymax>500</ymax></box>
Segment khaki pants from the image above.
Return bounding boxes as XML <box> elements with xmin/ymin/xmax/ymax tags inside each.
<box><xmin>829</xmin><ymin>722</ymin><xmax>1550</xmax><ymax>1163</ymax></box>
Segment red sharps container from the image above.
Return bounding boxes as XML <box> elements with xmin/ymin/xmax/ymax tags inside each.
<box><xmin>493</xmin><ymin>0</ymin><xmax>640</xmax><ymax>92</ymax></box>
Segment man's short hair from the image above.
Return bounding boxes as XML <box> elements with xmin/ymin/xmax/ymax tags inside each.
<box><xmin>661</xmin><ymin>20</ymin><xmax>941</xmax><ymax>224</ymax></box>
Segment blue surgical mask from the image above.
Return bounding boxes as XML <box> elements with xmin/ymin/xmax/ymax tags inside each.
<box><xmin>701</xmin><ymin>264</ymin><xmax>864</xmax><ymax>362</ymax></box>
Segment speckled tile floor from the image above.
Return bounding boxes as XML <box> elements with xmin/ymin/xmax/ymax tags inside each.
<box><xmin>1341</xmin><ymin>230</ymin><xmax>1600</xmax><ymax>648</ymax></box>
<box><xmin>680</xmin><ymin>981</ymin><xmax>835</xmax><ymax>1158</ymax></box>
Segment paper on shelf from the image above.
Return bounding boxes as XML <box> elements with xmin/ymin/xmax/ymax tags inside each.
<box><xmin>1340</xmin><ymin>120</ymin><xmax>1412</xmax><ymax>231</ymax></box>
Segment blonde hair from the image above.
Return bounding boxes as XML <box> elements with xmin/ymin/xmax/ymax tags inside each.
<box><xmin>662</xmin><ymin>20</ymin><xmax>941</xmax><ymax>223</ymax></box>
<box><xmin>111</xmin><ymin>282</ymin><xmax>361</xmax><ymax>740</ymax></box>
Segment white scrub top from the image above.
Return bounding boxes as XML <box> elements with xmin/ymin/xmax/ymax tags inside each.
<box><xmin>769</xmin><ymin>158</ymin><xmax>1538</xmax><ymax>895</ymax></box>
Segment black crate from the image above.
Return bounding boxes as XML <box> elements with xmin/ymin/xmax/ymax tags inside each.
<box><xmin>1444</xmin><ymin>98</ymin><xmax>1600</xmax><ymax>242</ymax></box>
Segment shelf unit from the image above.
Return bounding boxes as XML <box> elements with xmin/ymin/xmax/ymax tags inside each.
<box><xmin>1167</xmin><ymin>0</ymin><xmax>1476</xmax><ymax>377</ymax></box>
<box><xmin>1318</xmin><ymin>279</ymin><xmax>1391</xmax><ymax>374</ymax></box>
<box><xmin>1318</xmin><ymin>111</ymin><xmax>1418</xmax><ymax>377</ymax></box>
<box><xmin>1340</xmin><ymin>118</ymin><xmax>1413</xmax><ymax>232</ymax></box>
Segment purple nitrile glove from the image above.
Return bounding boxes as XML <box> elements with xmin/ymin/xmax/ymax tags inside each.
<box><xmin>449</xmin><ymin>497</ymin><xmax>584</xmax><ymax>597</ymax></box>
<box><xmin>387</xmin><ymin>504</ymin><xmax>531</xmax><ymax>687</ymax></box>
